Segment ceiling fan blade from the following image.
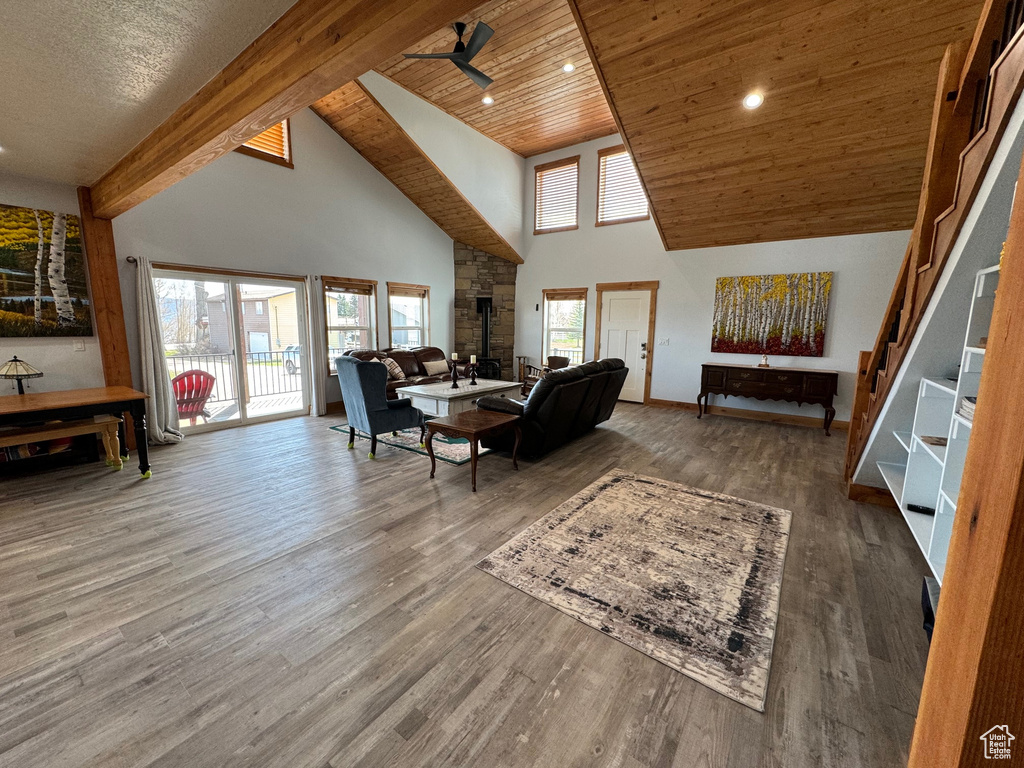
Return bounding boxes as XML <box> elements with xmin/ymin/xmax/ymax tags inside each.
<box><xmin>404</xmin><ymin>52</ymin><xmax>459</xmax><ymax>59</ymax></box>
<box><xmin>462</xmin><ymin>21</ymin><xmax>494</xmax><ymax>61</ymax></box>
<box><xmin>453</xmin><ymin>59</ymin><xmax>493</xmax><ymax>89</ymax></box>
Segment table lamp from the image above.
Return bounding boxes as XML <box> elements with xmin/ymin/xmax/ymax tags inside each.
<box><xmin>0</xmin><ymin>355</ymin><xmax>43</xmax><ymax>394</ymax></box>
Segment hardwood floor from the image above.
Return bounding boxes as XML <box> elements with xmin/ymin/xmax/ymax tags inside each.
<box><xmin>0</xmin><ymin>405</ymin><xmax>929</xmax><ymax>767</ymax></box>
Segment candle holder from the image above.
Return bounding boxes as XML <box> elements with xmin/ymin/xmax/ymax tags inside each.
<box><xmin>450</xmin><ymin>358</ymin><xmax>460</xmax><ymax>389</ymax></box>
<box><xmin>469</xmin><ymin>364</ymin><xmax>478</xmax><ymax>385</ymax></box>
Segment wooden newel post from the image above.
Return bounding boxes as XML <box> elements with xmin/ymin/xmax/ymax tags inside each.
<box><xmin>908</xmin><ymin>161</ymin><xmax>1024</xmax><ymax>766</ymax></box>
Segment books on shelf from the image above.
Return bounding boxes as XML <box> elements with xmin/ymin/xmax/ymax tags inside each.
<box><xmin>922</xmin><ymin>436</ymin><xmax>948</xmax><ymax>447</ymax></box>
<box><xmin>958</xmin><ymin>396</ymin><xmax>977</xmax><ymax>422</ymax></box>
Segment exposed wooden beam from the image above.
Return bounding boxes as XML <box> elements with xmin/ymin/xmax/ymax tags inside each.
<box><xmin>312</xmin><ymin>81</ymin><xmax>523</xmax><ymax>264</ymax></box>
<box><xmin>89</xmin><ymin>0</ymin><xmax>484</xmax><ymax>219</ymax></box>
<box><xmin>908</xmin><ymin>156</ymin><xmax>1024</xmax><ymax>767</ymax></box>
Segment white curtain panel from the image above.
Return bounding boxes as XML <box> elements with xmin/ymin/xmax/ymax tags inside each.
<box><xmin>306</xmin><ymin>274</ymin><xmax>328</xmax><ymax>416</ymax></box>
<box><xmin>136</xmin><ymin>256</ymin><xmax>183</xmax><ymax>444</ymax></box>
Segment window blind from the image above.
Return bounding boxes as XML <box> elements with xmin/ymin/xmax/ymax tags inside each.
<box><xmin>542</xmin><ymin>288</ymin><xmax>587</xmax><ymax>302</ymax></box>
<box><xmin>237</xmin><ymin>120</ymin><xmax>292</xmax><ymax>167</ymax></box>
<box><xmin>535</xmin><ymin>156</ymin><xmax>579</xmax><ymax>233</ymax></box>
<box><xmin>323</xmin><ymin>276</ymin><xmax>376</xmax><ymax>295</ymax></box>
<box><xmin>387</xmin><ymin>282</ymin><xmax>429</xmax><ymax>299</ymax></box>
<box><xmin>597</xmin><ymin>146</ymin><xmax>649</xmax><ymax>225</ymax></box>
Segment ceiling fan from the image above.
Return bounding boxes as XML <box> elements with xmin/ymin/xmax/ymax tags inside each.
<box><xmin>403</xmin><ymin>21</ymin><xmax>495</xmax><ymax>90</ymax></box>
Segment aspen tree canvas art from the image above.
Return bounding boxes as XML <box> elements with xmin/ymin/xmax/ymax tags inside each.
<box><xmin>711</xmin><ymin>272</ymin><xmax>832</xmax><ymax>357</ymax></box>
<box><xmin>0</xmin><ymin>203</ymin><xmax>93</xmax><ymax>337</ymax></box>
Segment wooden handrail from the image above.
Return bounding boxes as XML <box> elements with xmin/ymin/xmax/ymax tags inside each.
<box><xmin>845</xmin><ymin>0</ymin><xmax>1024</xmax><ymax>488</ymax></box>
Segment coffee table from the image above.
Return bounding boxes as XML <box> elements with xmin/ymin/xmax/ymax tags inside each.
<box><xmin>400</xmin><ymin>379</ymin><xmax>521</xmax><ymax>417</ymax></box>
<box><xmin>426</xmin><ymin>410</ymin><xmax>521</xmax><ymax>492</ymax></box>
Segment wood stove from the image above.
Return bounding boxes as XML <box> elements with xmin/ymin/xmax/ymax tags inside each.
<box><xmin>475</xmin><ymin>296</ymin><xmax>502</xmax><ymax>379</ymax></box>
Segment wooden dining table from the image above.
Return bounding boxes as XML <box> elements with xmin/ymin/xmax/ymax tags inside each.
<box><xmin>0</xmin><ymin>386</ymin><xmax>152</xmax><ymax>477</ymax></box>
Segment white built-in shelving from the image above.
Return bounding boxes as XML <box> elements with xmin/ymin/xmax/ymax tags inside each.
<box><xmin>876</xmin><ymin>263</ymin><xmax>999</xmax><ymax>584</ymax></box>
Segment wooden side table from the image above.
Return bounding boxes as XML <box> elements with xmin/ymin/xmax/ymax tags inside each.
<box><xmin>426</xmin><ymin>410</ymin><xmax>522</xmax><ymax>492</ymax></box>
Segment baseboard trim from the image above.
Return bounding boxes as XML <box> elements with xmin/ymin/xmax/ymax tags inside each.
<box><xmin>647</xmin><ymin>398</ymin><xmax>849</xmax><ymax>432</ymax></box>
<box><xmin>848</xmin><ymin>483</ymin><xmax>899</xmax><ymax>510</ymax></box>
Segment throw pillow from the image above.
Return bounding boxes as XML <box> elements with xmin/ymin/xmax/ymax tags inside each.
<box><xmin>422</xmin><ymin>359</ymin><xmax>450</xmax><ymax>376</ymax></box>
<box><xmin>383</xmin><ymin>357</ymin><xmax>406</xmax><ymax>380</ymax></box>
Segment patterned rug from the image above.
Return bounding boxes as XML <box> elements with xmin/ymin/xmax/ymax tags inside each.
<box><xmin>329</xmin><ymin>425</ymin><xmax>490</xmax><ymax>466</ymax></box>
<box><xmin>477</xmin><ymin>469</ymin><xmax>791</xmax><ymax>711</ymax></box>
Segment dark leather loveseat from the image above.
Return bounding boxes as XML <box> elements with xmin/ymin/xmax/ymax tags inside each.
<box><xmin>476</xmin><ymin>359</ymin><xmax>628</xmax><ymax>458</ymax></box>
<box><xmin>343</xmin><ymin>346</ymin><xmax>469</xmax><ymax>400</ymax></box>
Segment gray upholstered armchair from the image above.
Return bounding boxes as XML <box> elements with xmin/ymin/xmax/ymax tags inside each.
<box><xmin>335</xmin><ymin>355</ymin><xmax>425</xmax><ymax>459</ymax></box>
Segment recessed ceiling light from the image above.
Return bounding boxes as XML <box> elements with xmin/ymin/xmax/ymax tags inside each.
<box><xmin>743</xmin><ymin>92</ymin><xmax>765</xmax><ymax>110</ymax></box>
<box><xmin>482</xmin><ymin>95</ymin><xmax>494</xmax><ymax>105</ymax></box>
<box><xmin>562</xmin><ymin>63</ymin><xmax>575</xmax><ymax>73</ymax></box>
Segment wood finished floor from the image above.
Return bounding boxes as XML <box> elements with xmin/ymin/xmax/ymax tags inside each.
<box><xmin>0</xmin><ymin>405</ymin><xmax>929</xmax><ymax>767</ymax></box>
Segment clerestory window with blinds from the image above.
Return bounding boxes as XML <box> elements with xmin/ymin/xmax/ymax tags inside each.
<box><xmin>235</xmin><ymin>120</ymin><xmax>293</xmax><ymax>168</ymax></box>
<box><xmin>534</xmin><ymin>156</ymin><xmax>580</xmax><ymax>234</ymax></box>
<box><xmin>597</xmin><ymin>145</ymin><xmax>649</xmax><ymax>225</ymax></box>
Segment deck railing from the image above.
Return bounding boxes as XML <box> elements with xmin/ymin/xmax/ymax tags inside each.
<box><xmin>165</xmin><ymin>351</ymin><xmax>303</xmax><ymax>403</ymax></box>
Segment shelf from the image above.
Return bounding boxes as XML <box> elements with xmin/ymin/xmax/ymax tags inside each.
<box><xmin>953</xmin><ymin>412</ymin><xmax>974</xmax><ymax>429</ymax></box>
<box><xmin>878</xmin><ymin>461</ymin><xmax>907</xmax><ymax>505</ymax></box>
<box><xmin>922</xmin><ymin>378</ymin><xmax>957</xmax><ymax>396</ymax></box>
<box><xmin>894</xmin><ymin>431</ymin><xmax>912</xmax><ymax>452</ymax></box>
<box><xmin>941</xmin><ymin>489</ymin><xmax>958</xmax><ymax>509</ymax></box>
<box><xmin>914</xmin><ymin>435</ymin><xmax>947</xmax><ymax>465</ymax></box>
<box><xmin>903</xmin><ymin>507</ymin><xmax>936</xmax><ymax>557</ymax></box>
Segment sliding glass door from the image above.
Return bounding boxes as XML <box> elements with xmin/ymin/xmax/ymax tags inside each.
<box><xmin>153</xmin><ymin>268</ymin><xmax>310</xmax><ymax>431</ymax></box>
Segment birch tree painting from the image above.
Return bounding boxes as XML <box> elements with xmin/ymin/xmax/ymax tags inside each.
<box><xmin>711</xmin><ymin>272</ymin><xmax>832</xmax><ymax>357</ymax></box>
<box><xmin>0</xmin><ymin>203</ymin><xmax>93</xmax><ymax>337</ymax></box>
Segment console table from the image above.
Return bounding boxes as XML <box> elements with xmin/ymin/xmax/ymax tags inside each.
<box><xmin>0</xmin><ymin>386</ymin><xmax>152</xmax><ymax>476</ymax></box>
<box><xmin>697</xmin><ymin>363</ymin><xmax>838</xmax><ymax>435</ymax></box>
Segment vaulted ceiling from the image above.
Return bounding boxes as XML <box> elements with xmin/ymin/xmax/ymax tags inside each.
<box><xmin>376</xmin><ymin>0</ymin><xmax>616</xmax><ymax>157</ymax></box>
<box><xmin>568</xmin><ymin>0</ymin><xmax>986</xmax><ymax>250</ymax></box>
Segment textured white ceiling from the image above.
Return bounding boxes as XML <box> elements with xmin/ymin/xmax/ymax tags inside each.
<box><xmin>0</xmin><ymin>0</ymin><xmax>298</xmax><ymax>186</ymax></box>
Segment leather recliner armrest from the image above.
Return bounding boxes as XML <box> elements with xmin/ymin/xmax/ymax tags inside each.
<box><xmin>476</xmin><ymin>395</ymin><xmax>524</xmax><ymax>416</ymax></box>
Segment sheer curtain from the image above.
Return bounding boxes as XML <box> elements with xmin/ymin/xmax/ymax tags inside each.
<box><xmin>306</xmin><ymin>275</ymin><xmax>328</xmax><ymax>416</ymax></box>
<box><xmin>136</xmin><ymin>256</ymin><xmax>183</xmax><ymax>444</ymax></box>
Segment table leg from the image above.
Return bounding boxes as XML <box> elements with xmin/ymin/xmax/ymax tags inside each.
<box><xmin>470</xmin><ymin>438</ymin><xmax>479</xmax><ymax>492</ymax></box>
<box><xmin>129</xmin><ymin>402</ymin><xmax>151</xmax><ymax>478</ymax></box>
<box><xmin>824</xmin><ymin>407</ymin><xmax>836</xmax><ymax>437</ymax></box>
<box><xmin>697</xmin><ymin>392</ymin><xmax>705</xmax><ymax>418</ymax></box>
<box><xmin>108</xmin><ymin>425</ymin><xmax>123</xmax><ymax>470</ymax></box>
<box><xmin>117</xmin><ymin>416</ymin><xmax>129</xmax><ymax>460</ymax></box>
<box><xmin>427</xmin><ymin>430</ymin><xmax>437</xmax><ymax>479</ymax></box>
<box><xmin>512</xmin><ymin>423</ymin><xmax>521</xmax><ymax>471</ymax></box>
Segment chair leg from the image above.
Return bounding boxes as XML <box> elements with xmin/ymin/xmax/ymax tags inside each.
<box><xmin>419</xmin><ymin>424</ymin><xmax>426</xmax><ymax>448</ymax></box>
<box><xmin>348</xmin><ymin>426</ymin><xmax>355</xmax><ymax>449</ymax></box>
<box><xmin>369</xmin><ymin>434</ymin><xmax>377</xmax><ymax>459</ymax></box>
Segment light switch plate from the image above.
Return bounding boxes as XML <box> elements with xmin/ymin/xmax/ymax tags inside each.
<box><xmin>658</xmin><ymin>337</ymin><xmax>670</xmax><ymax>346</ymax></box>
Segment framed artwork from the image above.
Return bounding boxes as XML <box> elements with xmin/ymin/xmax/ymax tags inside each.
<box><xmin>712</xmin><ymin>272</ymin><xmax>832</xmax><ymax>357</ymax></box>
<box><xmin>0</xmin><ymin>203</ymin><xmax>93</xmax><ymax>337</ymax></box>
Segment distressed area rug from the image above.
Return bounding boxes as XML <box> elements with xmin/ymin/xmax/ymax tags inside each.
<box><xmin>329</xmin><ymin>425</ymin><xmax>490</xmax><ymax>466</ymax></box>
<box><xmin>477</xmin><ymin>469</ymin><xmax>792</xmax><ymax>711</ymax></box>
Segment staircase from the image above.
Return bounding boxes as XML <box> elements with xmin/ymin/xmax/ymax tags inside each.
<box><xmin>844</xmin><ymin>0</ymin><xmax>1024</xmax><ymax>493</ymax></box>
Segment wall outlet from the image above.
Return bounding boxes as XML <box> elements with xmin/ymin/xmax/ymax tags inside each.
<box><xmin>73</xmin><ymin>339</ymin><xmax>85</xmax><ymax>352</ymax></box>
<box><xmin>658</xmin><ymin>337</ymin><xmax>670</xmax><ymax>346</ymax></box>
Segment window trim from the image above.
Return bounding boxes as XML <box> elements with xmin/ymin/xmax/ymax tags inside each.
<box><xmin>534</xmin><ymin>155</ymin><xmax>580</xmax><ymax>235</ymax></box>
<box><xmin>386</xmin><ymin>281</ymin><xmax>430</xmax><ymax>349</ymax></box>
<box><xmin>541</xmin><ymin>287</ymin><xmax>588</xmax><ymax>364</ymax></box>
<box><xmin>235</xmin><ymin>119</ymin><xmax>294</xmax><ymax>169</ymax></box>
<box><xmin>595</xmin><ymin>144</ymin><xmax>650</xmax><ymax>227</ymax></box>
<box><xmin>322</xmin><ymin>275</ymin><xmax>378</xmax><ymax>374</ymax></box>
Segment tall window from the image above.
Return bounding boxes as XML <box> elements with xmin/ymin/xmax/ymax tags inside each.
<box><xmin>597</xmin><ymin>145</ymin><xmax>649</xmax><ymax>225</ymax></box>
<box><xmin>534</xmin><ymin>156</ymin><xmax>579</xmax><ymax>234</ymax></box>
<box><xmin>323</xmin><ymin>276</ymin><xmax>377</xmax><ymax>372</ymax></box>
<box><xmin>542</xmin><ymin>288</ymin><xmax>587</xmax><ymax>364</ymax></box>
<box><xmin>387</xmin><ymin>282</ymin><xmax>429</xmax><ymax>349</ymax></box>
<box><xmin>236</xmin><ymin>120</ymin><xmax>293</xmax><ymax>168</ymax></box>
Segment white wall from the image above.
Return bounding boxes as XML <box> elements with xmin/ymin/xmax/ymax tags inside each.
<box><xmin>360</xmin><ymin>70</ymin><xmax>525</xmax><ymax>256</ymax></box>
<box><xmin>113</xmin><ymin>107</ymin><xmax>456</xmax><ymax>403</ymax></box>
<box><xmin>0</xmin><ymin>172</ymin><xmax>106</xmax><ymax>392</ymax></box>
<box><xmin>518</xmin><ymin>135</ymin><xmax>909</xmax><ymax>421</ymax></box>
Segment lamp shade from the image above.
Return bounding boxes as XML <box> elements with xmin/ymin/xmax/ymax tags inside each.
<box><xmin>0</xmin><ymin>356</ymin><xmax>43</xmax><ymax>380</ymax></box>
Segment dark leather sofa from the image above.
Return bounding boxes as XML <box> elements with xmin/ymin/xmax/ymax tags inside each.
<box><xmin>476</xmin><ymin>359</ymin><xmax>628</xmax><ymax>458</ymax></box>
<box><xmin>343</xmin><ymin>346</ymin><xmax>469</xmax><ymax>400</ymax></box>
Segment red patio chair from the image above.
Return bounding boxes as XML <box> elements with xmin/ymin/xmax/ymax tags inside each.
<box><xmin>171</xmin><ymin>370</ymin><xmax>216</xmax><ymax>426</ymax></box>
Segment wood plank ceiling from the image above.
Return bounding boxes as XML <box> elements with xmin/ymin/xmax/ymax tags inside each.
<box><xmin>312</xmin><ymin>82</ymin><xmax>523</xmax><ymax>263</ymax></box>
<box><xmin>376</xmin><ymin>0</ymin><xmax>616</xmax><ymax>157</ymax></box>
<box><xmin>568</xmin><ymin>0</ymin><xmax>986</xmax><ymax>251</ymax></box>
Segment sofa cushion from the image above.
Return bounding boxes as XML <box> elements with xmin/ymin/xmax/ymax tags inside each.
<box><xmin>422</xmin><ymin>359</ymin><xmax>449</xmax><ymax>376</ymax></box>
<box><xmin>385</xmin><ymin>349</ymin><xmax>422</xmax><ymax>377</ymax></box>
<box><xmin>382</xmin><ymin>358</ymin><xmax>406</xmax><ymax>380</ymax></box>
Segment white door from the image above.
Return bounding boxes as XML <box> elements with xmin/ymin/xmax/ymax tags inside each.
<box><xmin>600</xmin><ymin>290</ymin><xmax>650</xmax><ymax>403</ymax></box>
